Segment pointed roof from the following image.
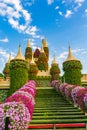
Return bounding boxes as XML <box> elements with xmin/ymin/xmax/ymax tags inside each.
<box><xmin>30</xmin><ymin>52</ymin><xmax>35</xmax><ymax>64</ymax></box>
<box><xmin>41</xmin><ymin>44</ymin><xmax>44</xmax><ymax>53</ymax></box>
<box><xmin>42</xmin><ymin>38</ymin><xmax>47</xmax><ymax>47</ymax></box>
<box><xmin>65</xmin><ymin>45</ymin><xmax>78</xmax><ymax>62</ymax></box>
<box><xmin>14</xmin><ymin>45</ymin><xmax>25</xmax><ymax>60</ymax></box>
<box><xmin>7</xmin><ymin>53</ymin><xmax>11</xmax><ymax>63</ymax></box>
<box><xmin>27</xmin><ymin>38</ymin><xmax>31</xmax><ymax>47</ymax></box>
<box><xmin>52</xmin><ymin>55</ymin><xmax>57</xmax><ymax>64</ymax></box>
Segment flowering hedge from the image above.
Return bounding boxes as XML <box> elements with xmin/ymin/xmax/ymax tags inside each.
<box><xmin>52</xmin><ymin>80</ymin><xmax>87</xmax><ymax>113</ymax></box>
<box><xmin>0</xmin><ymin>80</ymin><xmax>36</xmax><ymax>129</ymax></box>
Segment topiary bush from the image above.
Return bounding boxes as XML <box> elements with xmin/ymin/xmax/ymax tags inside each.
<box><xmin>63</xmin><ymin>60</ymin><xmax>82</xmax><ymax>85</ymax></box>
<box><xmin>9</xmin><ymin>60</ymin><xmax>28</xmax><ymax>95</ymax></box>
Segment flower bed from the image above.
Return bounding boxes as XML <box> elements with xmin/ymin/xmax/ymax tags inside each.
<box><xmin>52</xmin><ymin>80</ymin><xmax>87</xmax><ymax>113</ymax></box>
<box><xmin>0</xmin><ymin>80</ymin><xmax>36</xmax><ymax>129</ymax></box>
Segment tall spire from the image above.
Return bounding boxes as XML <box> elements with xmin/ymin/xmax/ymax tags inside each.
<box><xmin>42</xmin><ymin>38</ymin><xmax>46</xmax><ymax>48</ymax></box>
<box><xmin>52</xmin><ymin>54</ymin><xmax>57</xmax><ymax>64</ymax></box>
<box><xmin>30</xmin><ymin>52</ymin><xmax>35</xmax><ymax>64</ymax></box>
<box><xmin>15</xmin><ymin>45</ymin><xmax>25</xmax><ymax>60</ymax></box>
<box><xmin>7</xmin><ymin>53</ymin><xmax>11</xmax><ymax>63</ymax></box>
<box><xmin>41</xmin><ymin>43</ymin><xmax>44</xmax><ymax>53</ymax></box>
<box><xmin>65</xmin><ymin>45</ymin><xmax>78</xmax><ymax>62</ymax></box>
<box><xmin>27</xmin><ymin>38</ymin><xmax>31</xmax><ymax>47</ymax></box>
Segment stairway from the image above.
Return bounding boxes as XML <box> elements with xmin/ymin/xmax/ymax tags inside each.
<box><xmin>29</xmin><ymin>87</ymin><xmax>87</xmax><ymax>129</ymax></box>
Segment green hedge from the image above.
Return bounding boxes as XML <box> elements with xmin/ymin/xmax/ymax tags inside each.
<box><xmin>9</xmin><ymin>60</ymin><xmax>28</xmax><ymax>95</ymax></box>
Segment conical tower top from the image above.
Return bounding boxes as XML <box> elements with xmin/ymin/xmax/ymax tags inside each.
<box><xmin>7</xmin><ymin>53</ymin><xmax>11</xmax><ymax>63</ymax></box>
<box><xmin>41</xmin><ymin>43</ymin><xmax>44</xmax><ymax>53</ymax></box>
<box><xmin>27</xmin><ymin>38</ymin><xmax>31</xmax><ymax>47</ymax></box>
<box><xmin>14</xmin><ymin>45</ymin><xmax>25</xmax><ymax>60</ymax></box>
<box><xmin>65</xmin><ymin>45</ymin><xmax>78</xmax><ymax>62</ymax></box>
<box><xmin>42</xmin><ymin>38</ymin><xmax>47</xmax><ymax>48</ymax></box>
<box><xmin>52</xmin><ymin>54</ymin><xmax>57</xmax><ymax>64</ymax></box>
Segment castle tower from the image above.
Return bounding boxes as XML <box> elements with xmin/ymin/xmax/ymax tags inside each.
<box><xmin>3</xmin><ymin>54</ymin><xmax>11</xmax><ymax>78</ymax></box>
<box><xmin>29</xmin><ymin>52</ymin><xmax>38</xmax><ymax>80</ymax></box>
<box><xmin>42</xmin><ymin>39</ymin><xmax>49</xmax><ymax>61</ymax></box>
<box><xmin>37</xmin><ymin>43</ymin><xmax>48</xmax><ymax>71</ymax></box>
<box><xmin>25</xmin><ymin>39</ymin><xmax>32</xmax><ymax>62</ymax></box>
<box><xmin>9</xmin><ymin>45</ymin><xmax>28</xmax><ymax>94</ymax></box>
<box><xmin>33</xmin><ymin>48</ymin><xmax>40</xmax><ymax>64</ymax></box>
<box><xmin>50</xmin><ymin>55</ymin><xmax>60</xmax><ymax>80</ymax></box>
<box><xmin>63</xmin><ymin>45</ymin><xmax>82</xmax><ymax>85</ymax></box>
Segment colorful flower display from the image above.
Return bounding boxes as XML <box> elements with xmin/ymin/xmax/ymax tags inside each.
<box><xmin>0</xmin><ymin>80</ymin><xmax>36</xmax><ymax>129</ymax></box>
<box><xmin>0</xmin><ymin>102</ymin><xmax>30</xmax><ymax>130</ymax></box>
<box><xmin>52</xmin><ymin>80</ymin><xmax>87</xmax><ymax>113</ymax></box>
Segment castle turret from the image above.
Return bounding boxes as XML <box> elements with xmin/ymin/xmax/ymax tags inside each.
<box><xmin>37</xmin><ymin>44</ymin><xmax>48</xmax><ymax>71</ymax></box>
<box><xmin>34</xmin><ymin>48</ymin><xmax>40</xmax><ymax>64</ymax></box>
<box><xmin>3</xmin><ymin>54</ymin><xmax>11</xmax><ymax>78</ymax></box>
<box><xmin>25</xmin><ymin>39</ymin><xmax>32</xmax><ymax>62</ymax></box>
<box><xmin>63</xmin><ymin>46</ymin><xmax>82</xmax><ymax>85</ymax></box>
<box><xmin>9</xmin><ymin>45</ymin><xmax>28</xmax><ymax>95</ymax></box>
<box><xmin>50</xmin><ymin>55</ymin><xmax>60</xmax><ymax>80</ymax></box>
<box><xmin>42</xmin><ymin>39</ymin><xmax>49</xmax><ymax>61</ymax></box>
<box><xmin>14</xmin><ymin>45</ymin><xmax>25</xmax><ymax>60</ymax></box>
<box><xmin>29</xmin><ymin>53</ymin><xmax>38</xmax><ymax>80</ymax></box>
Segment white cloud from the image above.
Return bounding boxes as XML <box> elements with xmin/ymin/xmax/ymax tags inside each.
<box><xmin>65</xmin><ymin>10</ymin><xmax>73</xmax><ymax>18</ymax></box>
<box><xmin>55</xmin><ymin>6</ymin><xmax>59</xmax><ymax>10</ymax></box>
<box><xmin>47</xmin><ymin>0</ymin><xmax>54</xmax><ymax>5</ymax></box>
<box><xmin>59</xmin><ymin>11</ymin><xmax>63</xmax><ymax>16</ymax></box>
<box><xmin>75</xmin><ymin>0</ymin><xmax>85</xmax><ymax>3</ymax></box>
<box><xmin>0</xmin><ymin>47</ymin><xmax>15</xmax><ymax>72</ymax></box>
<box><xmin>0</xmin><ymin>38</ymin><xmax>9</xmax><ymax>43</ymax></box>
<box><xmin>0</xmin><ymin>0</ymin><xmax>38</xmax><ymax>37</ymax></box>
<box><xmin>85</xmin><ymin>9</ymin><xmax>87</xmax><ymax>13</ymax></box>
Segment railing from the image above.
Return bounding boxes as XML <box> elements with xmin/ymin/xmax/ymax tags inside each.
<box><xmin>29</xmin><ymin>123</ymin><xmax>86</xmax><ymax>129</ymax></box>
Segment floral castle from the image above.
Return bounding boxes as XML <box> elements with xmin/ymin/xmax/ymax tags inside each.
<box><xmin>0</xmin><ymin>38</ymin><xmax>87</xmax><ymax>88</ymax></box>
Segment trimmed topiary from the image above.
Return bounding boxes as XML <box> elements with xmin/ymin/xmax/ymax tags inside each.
<box><xmin>63</xmin><ymin>60</ymin><xmax>82</xmax><ymax>85</ymax></box>
<box><xmin>9</xmin><ymin>60</ymin><xmax>28</xmax><ymax>95</ymax></box>
<box><xmin>50</xmin><ymin>63</ymin><xmax>60</xmax><ymax>80</ymax></box>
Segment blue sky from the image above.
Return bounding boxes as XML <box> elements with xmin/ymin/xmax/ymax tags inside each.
<box><xmin>0</xmin><ymin>0</ymin><xmax>87</xmax><ymax>75</ymax></box>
